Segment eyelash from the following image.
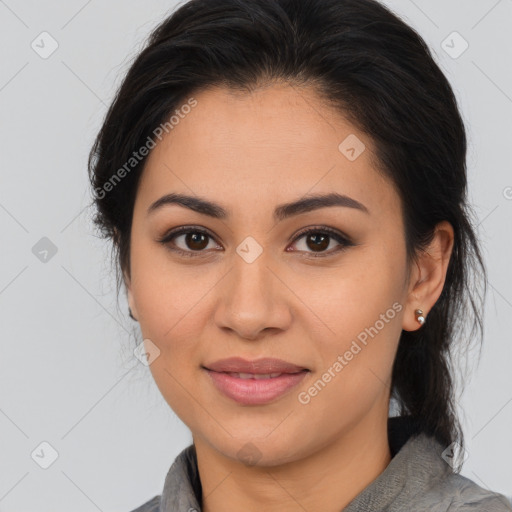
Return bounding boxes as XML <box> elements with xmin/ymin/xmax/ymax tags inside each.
<box><xmin>157</xmin><ymin>225</ymin><xmax>355</xmax><ymax>259</ymax></box>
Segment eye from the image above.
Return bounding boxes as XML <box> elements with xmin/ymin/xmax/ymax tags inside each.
<box><xmin>157</xmin><ymin>225</ymin><xmax>354</xmax><ymax>258</ymax></box>
<box><xmin>288</xmin><ymin>226</ymin><xmax>354</xmax><ymax>257</ymax></box>
<box><xmin>157</xmin><ymin>226</ymin><xmax>221</xmax><ymax>257</ymax></box>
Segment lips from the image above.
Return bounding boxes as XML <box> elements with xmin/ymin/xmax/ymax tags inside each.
<box><xmin>203</xmin><ymin>356</ymin><xmax>309</xmax><ymax>375</ymax></box>
<box><xmin>202</xmin><ymin>357</ymin><xmax>310</xmax><ymax>405</ymax></box>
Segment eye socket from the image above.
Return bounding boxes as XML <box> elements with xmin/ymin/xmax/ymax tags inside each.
<box><xmin>157</xmin><ymin>225</ymin><xmax>354</xmax><ymax>258</ymax></box>
<box><xmin>287</xmin><ymin>226</ymin><xmax>354</xmax><ymax>257</ymax></box>
<box><xmin>157</xmin><ymin>226</ymin><xmax>221</xmax><ymax>258</ymax></box>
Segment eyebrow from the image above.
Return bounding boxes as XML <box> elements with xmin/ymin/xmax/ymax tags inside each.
<box><xmin>147</xmin><ymin>191</ymin><xmax>369</xmax><ymax>221</ymax></box>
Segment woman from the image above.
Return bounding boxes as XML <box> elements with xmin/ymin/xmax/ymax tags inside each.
<box><xmin>88</xmin><ymin>0</ymin><xmax>511</xmax><ymax>510</ymax></box>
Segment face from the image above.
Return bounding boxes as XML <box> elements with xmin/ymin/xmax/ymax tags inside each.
<box><xmin>126</xmin><ymin>83</ymin><xmax>414</xmax><ymax>466</ymax></box>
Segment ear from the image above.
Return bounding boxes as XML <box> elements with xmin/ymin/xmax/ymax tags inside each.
<box><xmin>402</xmin><ymin>220</ymin><xmax>454</xmax><ymax>332</ymax></box>
<box><xmin>123</xmin><ymin>267</ymin><xmax>139</xmax><ymax>322</ymax></box>
<box><xmin>115</xmin><ymin>226</ymin><xmax>139</xmax><ymax>322</ymax></box>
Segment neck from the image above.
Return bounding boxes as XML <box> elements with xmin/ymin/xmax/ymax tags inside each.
<box><xmin>195</xmin><ymin>410</ymin><xmax>392</xmax><ymax>512</ymax></box>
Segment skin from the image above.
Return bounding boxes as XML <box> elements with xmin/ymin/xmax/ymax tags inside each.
<box><xmin>125</xmin><ymin>82</ymin><xmax>454</xmax><ymax>512</ymax></box>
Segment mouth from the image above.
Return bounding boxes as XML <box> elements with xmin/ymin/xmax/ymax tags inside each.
<box><xmin>202</xmin><ymin>366</ymin><xmax>310</xmax><ymax>405</ymax></box>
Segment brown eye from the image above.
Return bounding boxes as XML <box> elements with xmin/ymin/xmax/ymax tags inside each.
<box><xmin>183</xmin><ymin>232</ymin><xmax>210</xmax><ymax>251</ymax></box>
<box><xmin>288</xmin><ymin>227</ymin><xmax>354</xmax><ymax>257</ymax></box>
<box><xmin>157</xmin><ymin>226</ymin><xmax>221</xmax><ymax>257</ymax></box>
<box><xmin>158</xmin><ymin>225</ymin><xmax>354</xmax><ymax>259</ymax></box>
<box><xmin>304</xmin><ymin>233</ymin><xmax>330</xmax><ymax>252</ymax></box>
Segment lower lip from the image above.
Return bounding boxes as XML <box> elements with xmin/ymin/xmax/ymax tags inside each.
<box><xmin>204</xmin><ymin>369</ymin><xmax>309</xmax><ymax>405</ymax></box>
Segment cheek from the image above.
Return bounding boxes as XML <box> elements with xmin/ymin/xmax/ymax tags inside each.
<box><xmin>129</xmin><ymin>236</ymin><xmax>214</xmax><ymax>339</ymax></box>
<box><xmin>294</xmin><ymin>295</ymin><xmax>403</xmax><ymax>431</ymax></box>
<box><xmin>131</xmin><ymin>262</ymin><xmax>211</xmax><ymax>422</ymax></box>
<box><xmin>295</xmin><ymin>247</ymin><xmax>404</xmax><ymax>340</ymax></box>
<box><xmin>294</xmin><ymin>246</ymin><xmax>405</xmax><ymax>393</ymax></box>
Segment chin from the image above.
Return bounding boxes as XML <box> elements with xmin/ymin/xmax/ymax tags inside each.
<box><xmin>201</xmin><ymin>430</ymin><xmax>307</xmax><ymax>468</ymax></box>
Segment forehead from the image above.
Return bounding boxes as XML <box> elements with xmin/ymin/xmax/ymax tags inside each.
<box><xmin>136</xmin><ymin>83</ymin><xmax>399</xmax><ymax>220</ymax></box>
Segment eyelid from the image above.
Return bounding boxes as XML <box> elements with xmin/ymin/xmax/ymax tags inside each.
<box><xmin>290</xmin><ymin>225</ymin><xmax>352</xmax><ymax>245</ymax></box>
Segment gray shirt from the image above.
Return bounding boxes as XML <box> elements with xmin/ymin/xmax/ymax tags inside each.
<box><xmin>130</xmin><ymin>417</ymin><xmax>512</xmax><ymax>511</ymax></box>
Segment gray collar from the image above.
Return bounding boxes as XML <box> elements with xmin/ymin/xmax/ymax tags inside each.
<box><xmin>343</xmin><ymin>432</ymin><xmax>450</xmax><ymax>511</ymax></box>
<box><xmin>160</xmin><ymin>441</ymin><xmax>202</xmax><ymax>512</ymax></box>
<box><xmin>159</xmin><ymin>417</ymin><xmax>451</xmax><ymax>511</ymax></box>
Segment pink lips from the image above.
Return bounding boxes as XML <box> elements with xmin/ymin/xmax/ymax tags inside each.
<box><xmin>203</xmin><ymin>357</ymin><xmax>310</xmax><ymax>405</ymax></box>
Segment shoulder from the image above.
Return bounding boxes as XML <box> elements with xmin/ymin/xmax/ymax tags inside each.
<box><xmin>128</xmin><ymin>494</ymin><xmax>161</xmax><ymax>512</ymax></box>
<box><xmin>446</xmin><ymin>473</ymin><xmax>512</xmax><ymax>511</ymax></box>
<box><xmin>421</xmin><ymin>472</ymin><xmax>512</xmax><ymax>511</ymax></box>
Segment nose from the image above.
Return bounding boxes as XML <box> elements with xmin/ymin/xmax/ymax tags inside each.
<box><xmin>213</xmin><ymin>250</ymin><xmax>293</xmax><ymax>341</ymax></box>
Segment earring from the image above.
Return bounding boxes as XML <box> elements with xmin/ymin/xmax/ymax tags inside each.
<box><xmin>415</xmin><ymin>309</ymin><xmax>426</xmax><ymax>325</ymax></box>
<box><xmin>129</xmin><ymin>307</ymin><xmax>137</xmax><ymax>321</ymax></box>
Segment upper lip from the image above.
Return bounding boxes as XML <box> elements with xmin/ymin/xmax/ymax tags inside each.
<box><xmin>203</xmin><ymin>357</ymin><xmax>309</xmax><ymax>374</ymax></box>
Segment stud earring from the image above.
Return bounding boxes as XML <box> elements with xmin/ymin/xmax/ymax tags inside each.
<box><xmin>415</xmin><ymin>309</ymin><xmax>425</xmax><ymax>325</ymax></box>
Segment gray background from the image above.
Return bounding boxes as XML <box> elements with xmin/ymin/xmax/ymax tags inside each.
<box><xmin>0</xmin><ymin>0</ymin><xmax>511</xmax><ymax>510</ymax></box>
